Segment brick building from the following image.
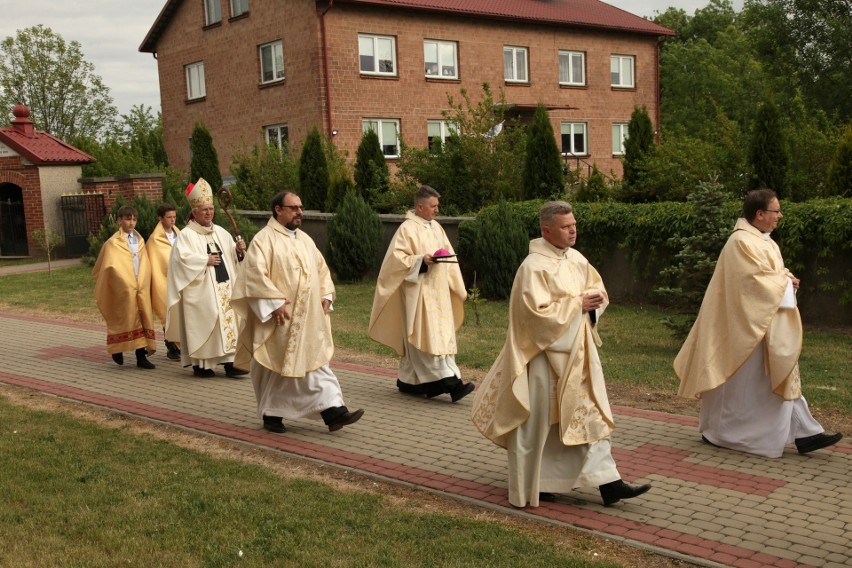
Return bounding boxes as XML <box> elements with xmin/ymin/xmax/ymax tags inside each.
<box><xmin>140</xmin><ymin>0</ymin><xmax>674</xmax><ymax>180</ymax></box>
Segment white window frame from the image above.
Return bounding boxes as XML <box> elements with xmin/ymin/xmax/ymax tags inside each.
<box><xmin>265</xmin><ymin>124</ymin><xmax>289</xmax><ymax>148</ymax></box>
<box><xmin>612</xmin><ymin>123</ymin><xmax>628</xmax><ymax>155</ymax></box>
<box><xmin>503</xmin><ymin>45</ymin><xmax>529</xmax><ymax>83</ymax></box>
<box><xmin>359</xmin><ymin>34</ymin><xmax>397</xmax><ymax>76</ymax></box>
<box><xmin>610</xmin><ymin>55</ymin><xmax>635</xmax><ymax>88</ymax></box>
<box><xmin>424</xmin><ymin>39</ymin><xmax>458</xmax><ymax>79</ymax></box>
<box><xmin>558</xmin><ymin>50</ymin><xmax>585</xmax><ymax>86</ymax></box>
<box><xmin>561</xmin><ymin>122</ymin><xmax>588</xmax><ymax>156</ymax></box>
<box><xmin>204</xmin><ymin>0</ymin><xmax>221</xmax><ymax>26</ymax></box>
<box><xmin>259</xmin><ymin>41</ymin><xmax>284</xmax><ymax>84</ymax></box>
<box><xmin>185</xmin><ymin>61</ymin><xmax>206</xmax><ymax>100</ymax></box>
<box><xmin>231</xmin><ymin>0</ymin><xmax>248</xmax><ymax>17</ymax></box>
<box><xmin>363</xmin><ymin>119</ymin><xmax>401</xmax><ymax>158</ymax></box>
<box><xmin>427</xmin><ymin>120</ymin><xmax>459</xmax><ymax>150</ymax></box>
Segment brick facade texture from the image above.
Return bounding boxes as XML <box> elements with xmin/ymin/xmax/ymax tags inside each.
<box><xmin>153</xmin><ymin>0</ymin><xmax>661</xmax><ymax>180</ymax></box>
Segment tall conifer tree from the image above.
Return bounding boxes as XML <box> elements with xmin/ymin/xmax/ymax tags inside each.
<box><xmin>189</xmin><ymin>122</ymin><xmax>222</xmax><ymax>191</ymax></box>
<box><xmin>523</xmin><ymin>104</ymin><xmax>564</xmax><ymax>199</ymax></box>
<box><xmin>299</xmin><ymin>127</ymin><xmax>329</xmax><ymax>210</ymax></box>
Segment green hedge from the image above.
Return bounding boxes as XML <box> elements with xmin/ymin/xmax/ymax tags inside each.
<box><xmin>460</xmin><ymin>198</ymin><xmax>852</xmax><ymax>315</ymax></box>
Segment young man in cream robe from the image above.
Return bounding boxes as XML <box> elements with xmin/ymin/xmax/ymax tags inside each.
<box><xmin>165</xmin><ymin>178</ymin><xmax>247</xmax><ymax>378</ymax></box>
<box><xmin>92</xmin><ymin>205</ymin><xmax>157</xmax><ymax>369</ymax></box>
<box><xmin>472</xmin><ymin>201</ymin><xmax>651</xmax><ymax>508</ymax></box>
<box><xmin>147</xmin><ymin>203</ymin><xmax>181</xmax><ymax>360</ymax></box>
<box><xmin>231</xmin><ymin>191</ymin><xmax>364</xmax><ymax>434</ymax></box>
<box><xmin>675</xmin><ymin>189</ymin><xmax>842</xmax><ymax>457</ymax></box>
<box><xmin>369</xmin><ymin>185</ymin><xmax>474</xmax><ymax>402</ymax></box>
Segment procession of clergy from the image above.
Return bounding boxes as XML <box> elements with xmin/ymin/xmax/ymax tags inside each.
<box><xmin>93</xmin><ymin>178</ymin><xmax>842</xmax><ymax>509</ymax></box>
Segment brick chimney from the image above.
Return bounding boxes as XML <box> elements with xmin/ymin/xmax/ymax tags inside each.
<box><xmin>11</xmin><ymin>103</ymin><xmax>35</xmax><ymax>137</ymax></box>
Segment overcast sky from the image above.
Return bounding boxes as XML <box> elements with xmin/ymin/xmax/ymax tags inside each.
<box><xmin>1</xmin><ymin>0</ymin><xmax>743</xmax><ymax>118</ymax></box>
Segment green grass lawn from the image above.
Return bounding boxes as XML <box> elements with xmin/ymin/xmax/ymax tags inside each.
<box><xmin>0</xmin><ymin>397</ymin><xmax>619</xmax><ymax>567</ymax></box>
<box><xmin>0</xmin><ymin>266</ymin><xmax>849</xmax><ymax>419</ymax></box>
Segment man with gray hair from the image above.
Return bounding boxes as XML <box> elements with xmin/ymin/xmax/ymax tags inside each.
<box><xmin>472</xmin><ymin>201</ymin><xmax>651</xmax><ymax>508</ymax></box>
<box><xmin>369</xmin><ymin>185</ymin><xmax>474</xmax><ymax>402</ymax></box>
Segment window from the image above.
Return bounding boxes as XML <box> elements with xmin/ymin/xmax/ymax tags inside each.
<box><xmin>231</xmin><ymin>0</ymin><xmax>248</xmax><ymax>17</ymax></box>
<box><xmin>363</xmin><ymin>119</ymin><xmax>400</xmax><ymax>157</ymax></box>
<box><xmin>612</xmin><ymin>123</ymin><xmax>628</xmax><ymax>155</ymax></box>
<box><xmin>204</xmin><ymin>0</ymin><xmax>221</xmax><ymax>25</ymax></box>
<box><xmin>185</xmin><ymin>62</ymin><xmax>206</xmax><ymax>100</ymax></box>
<box><xmin>359</xmin><ymin>34</ymin><xmax>396</xmax><ymax>75</ymax></box>
<box><xmin>265</xmin><ymin>124</ymin><xmax>289</xmax><ymax>148</ymax></box>
<box><xmin>561</xmin><ymin>122</ymin><xmax>587</xmax><ymax>156</ymax></box>
<box><xmin>503</xmin><ymin>46</ymin><xmax>528</xmax><ymax>82</ymax></box>
<box><xmin>558</xmin><ymin>50</ymin><xmax>585</xmax><ymax>86</ymax></box>
<box><xmin>259</xmin><ymin>41</ymin><xmax>284</xmax><ymax>83</ymax></box>
<box><xmin>427</xmin><ymin>120</ymin><xmax>459</xmax><ymax>151</ymax></box>
<box><xmin>610</xmin><ymin>55</ymin><xmax>634</xmax><ymax>88</ymax></box>
<box><xmin>424</xmin><ymin>40</ymin><xmax>458</xmax><ymax>79</ymax></box>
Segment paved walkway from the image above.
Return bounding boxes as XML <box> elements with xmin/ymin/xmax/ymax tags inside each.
<box><xmin>0</xmin><ymin>267</ymin><xmax>849</xmax><ymax>567</ymax></box>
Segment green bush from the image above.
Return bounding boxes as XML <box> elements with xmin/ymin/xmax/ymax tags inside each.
<box><xmin>326</xmin><ymin>191</ymin><xmax>383</xmax><ymax>282</ymax></box>
<box><xmin>522</xmin><ymin>104</ymin><xmax>564</xmax><ymax>200</ymax></box>
<box><xmin>189</xmin><ymin>122</ymin><xmax>222</xmax><ymax>193</ymax></box>
<box><xmin>231</xmin><ymin>142</ymin><xmax>299</xmax><ymax>211</ymax></box>
<box><xmin>354</xmin><ymin>129</ymin><xmax>390</xmax><ymax>209</ymax></box>
<box><xmin>299</xmin><ymin>127</ymin><xmax>329</xmax><ymax>211</ymax></box>
<box><xmin>468</xmin><ymin>200</ymin><xmax>530</xmax><ymax>299</ymax></box>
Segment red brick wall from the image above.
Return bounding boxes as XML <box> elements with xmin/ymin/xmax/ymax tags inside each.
<box><xmin>154</xmin><ymin>0</ymin><xmax>325</xmax><ymax>176</ymax></box>
<box><xmin>154</xmin><ymin>1</ymin><xmax>661</xmax><ymax>179</ymax></box>
<box><xmin>0</xmin><ymin>158</ymin><xmax>43</xmax><ymax>255</ymax></box>
<box><xmin>80</xmin><ymin>175</ymin><xmax>165</xmax><ymax>212</ymax></box>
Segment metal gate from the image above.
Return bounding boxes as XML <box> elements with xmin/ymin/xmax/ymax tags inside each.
<box><xmin>0</xmin><ymin>197</ymin><xmax>28</xmax><ymax>256</ymax></box>
<box><xmin>61</xmin><ymin>193</ymin><xmax>106</xmax><ymax>256</ymax></box>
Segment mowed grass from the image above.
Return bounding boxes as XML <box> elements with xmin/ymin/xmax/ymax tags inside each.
<box><xmin>0</xmin><ymin>397</ymin><xmax>616</xmax><ymax>568</ymax></box>
<box><xmin>0</xmin><ymin>266</ymin><xmax>849</xmax><ymax>418</ymax></box>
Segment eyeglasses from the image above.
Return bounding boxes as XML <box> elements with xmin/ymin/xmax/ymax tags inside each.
<box><xmin>280</xmin><ymin>205</ymin><xmax>304</xmax><ymax>211</ymax></box>
<box><xmin>763</xmin><ymin>209</ymin><xmax>782</xmax><ymax>214</ymax></box>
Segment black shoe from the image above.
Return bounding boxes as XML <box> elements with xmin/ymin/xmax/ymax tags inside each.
<box><xmin>397</xmin><ymin>379</ymin><xmax>426</xmax><ymax>396</ymax></box>
<box><xmin>111</xmin><ymin>353</ymin><xmax>124</xmax><ymax>365</ymax></box>
<box><xmin>165</xmin><ymin>341</ymin><xmax>181</xmax><ymax>361</ymax></box>
<box><xmin>538</xmin><ymin>492</ymin><xmax>558</xmax><ymax>502</ymax></box>
<box><xmin>193</xmin><ymin>365</ymin><xmax>215</xmax><ymax>378</ymax></box>
<box><xmin>795</xmin><ymin>432</ymin><xmax>843</xmax><ymax>454</ymax></box>
<box><xmin>599</xmin><ymin>479</ymin><xmax>652</xmax><ymax>507</ymax></box>
<box><xmin>327</xmin><ymin>408</ymin><xmax>365</xmax><ymax>432</ymax></box>
<box><xmin>135</xmin><ymin>348</ymin><xmax>156</xmax><ymax>369</ymax></box>
<box><xmin>262</xmin><ymin>415</ymin><xmax>286</xmax><ymax>434</ymax></box>
<box><xmin>224</xmin><ymin>362</ymin><xmax>248</xmax><ymax>378</ymax></box>
<box><xmin>450</xmin><ymin>382</ymin><xmax>475</xmax><ymax>402</ymax></box>
<box><xmin>701</xmin><ymin>435</ymin><xmax>720</xmax><ymax>447</ymax></box>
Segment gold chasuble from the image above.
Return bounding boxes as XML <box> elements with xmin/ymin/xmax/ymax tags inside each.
<box><xmin>147</xmin><ymin>222</ymin><xmax>179</xmax><ymax>325</ymax></box>
<box><xmin>231</xmin><ymin>218</ymin><xmax>335</xmax><ymax>377</ymax></box>
<box><xmin>472</xmin><ymin>238</ymin><xmax>614</xmax><ymax>449</ymax></box>
<box><xmin>92</xmin><ymin>230</ymin><xmax>156</xmax><ymax>354</ymax></box>
<box><xmin>369</xmin><ymin>211</ymin><xmax>466</xmax><ymax>356</ymax></box>
<box><xmin>675</xmin><ymin>218</ymin><xmax>802</xmax><ymax>401</ymax></box>
<box><xmin>165</xmin><ymin>220</ymin><xmax>240</xmax><ymax>365</ymax></box>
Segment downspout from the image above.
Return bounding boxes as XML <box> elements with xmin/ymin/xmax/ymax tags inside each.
<box><xmin>320</xmin><ymin>0</ymin><xmax>335</xmax><ymax>138</ymax></box>
<box><xmin>655</xmin><ymin>37</ymin><xmax>663</xmax><ymax>144</ymax></box>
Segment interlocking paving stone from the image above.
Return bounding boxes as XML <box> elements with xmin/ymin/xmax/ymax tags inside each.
<box><xmin>0</xmin><ymin>309</ymin><xmax>849</xmax><ymax>568</ymax></box>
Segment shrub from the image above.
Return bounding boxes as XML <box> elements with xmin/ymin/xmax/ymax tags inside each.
<box><xmin>470</xmin><ymin>200</ymin><xmax>530</xmax><ymax>299</ymax></box>
<box><xmin>326</xmin><ymin>191</ymin><xmax>383</xmax><ymax>282</ymax></box>
<box><xmin>189</xmin><ymin>122</ymin><xmax>222</xmax><ymax>192</ymax></box>
<box><xmin>231</xmin><ymin>142</ymin><xmax>299</xmax><ymax>211</ymax></box>
<box><xmin>299</xmin><ymin>127</ymin><xmax>330</xmax><ymax>211</ymax></box>
<box><xmin>354</xmin><ymin>129</ymin><xmax>390</xmax><ymax>208</ymax></box>
<box><xmin>522</xmin><ymin>104</ymin><xmax>564</xmax><ymax>199</ymax></box>
<box><xmin>826</xmin><ymin>124</ymin><xmax>852</xmax><ymax>198</ymax></box>
<box><xmin>748</xmin><ymin>98</ymin><xmax>788</xmax><ymax>196</ymax></box>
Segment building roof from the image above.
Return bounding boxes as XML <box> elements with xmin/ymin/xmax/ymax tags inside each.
<box><xmin>0</xmin><ymin>104</ymin><xmax>95</xmax><ymax>166</ymax></box>
<box><xmin>140</xmin><ymin>0</ymin><xmax>674</xmax><ymax>53</ymax></box>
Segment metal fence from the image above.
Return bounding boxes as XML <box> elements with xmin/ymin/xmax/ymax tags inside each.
<box><xmin>61</xmin><ymin>193</ymin><xmax>106</xmax><ymax>256</ymax></box>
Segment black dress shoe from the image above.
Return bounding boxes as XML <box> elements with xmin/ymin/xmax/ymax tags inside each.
<box><xmin>450</xmin><ymin>382</ymin><xmax>475</xmax><ymax>402</ymax></box>
<box><xmin>538</xmin><ymin>492</ymin><xmax>558</xmax><ymax>502</ymax></box>
<box><xmin>193</xmin><ymin>365</ymin><xmax>215</xmax><ymax>378</ymax></box>
<box><xmin>262</xmin><ymin>415</ymin><xmax>286</xmax><ymax>434</ymax></box>
<box><xmin>328</xmin><ymin>408</ymin><xmax>365</xmax><ymax>432</ymax></box>
<box><xmin>136</xmin><ymin>357</ymin><xmax>156</xmax><ymax>369</ymax></box>
<box><xmin>701</xmin><ymin>435</ymin><xmax>721</xmax><ymax>447</ymax></box>
<box><xmin>795</xmin><ymin>432</ymin><xmax>843</xmax><ymax>454</ymax></box>
<box><xmin>599</xmin><ymin>479</ymin><xmax>652</xmax><ymax>507</ymax></box>
<box><xmin>224</xmin><ymin>362</ymin><xmax>248</xmax><ymax>378</ymax></box>
<box><xmin>111</xmin><ymin>353</ymin><xmax>124</xmax><ymax>365</ymax></box>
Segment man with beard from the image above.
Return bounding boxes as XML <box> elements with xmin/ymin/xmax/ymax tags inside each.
<box><xmin>231</xmin><ymin>191</ymin><xmax>364</xmax><ymax>433</ymax></box>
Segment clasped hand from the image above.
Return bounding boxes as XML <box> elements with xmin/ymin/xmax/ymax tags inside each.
<box><xmin>582</xmin><ymin>291</ymin><xmax>604</xmax><ymax>313</ymax></box>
